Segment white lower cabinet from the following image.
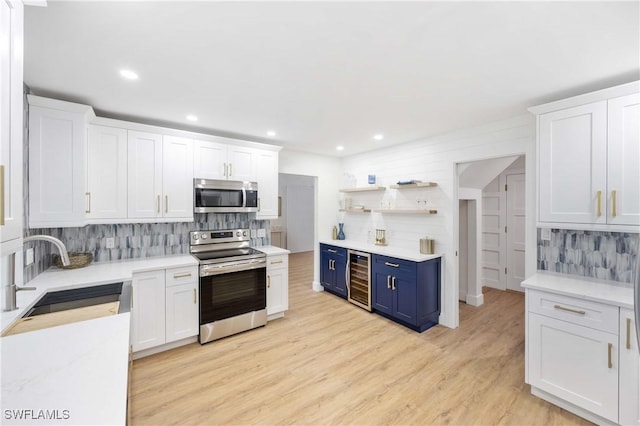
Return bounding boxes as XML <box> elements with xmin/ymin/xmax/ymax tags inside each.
<box><xmin>131</xmin><ymin>266</ymin><xmax>198</xmax><ymax>354</ymax></box>
<box><xmin>527</xmin><ymin>288</ymin><xmax>638</xmax><ymax>425</ymax></box>
<box><xmin>620</xmin><ymin>308</ymin><xmax>640</xmax><ymax>425</ymax></box>
<box><xmin>266</xmin><ymin>253</ymin><xmax>288</xmax><ymax>319</ymax></box>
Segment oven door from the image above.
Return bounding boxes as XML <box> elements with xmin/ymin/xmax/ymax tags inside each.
<box><xmin>199</xmin><ymin>267</ymin><xmax>266</xmax><ymax>325</ymax></box>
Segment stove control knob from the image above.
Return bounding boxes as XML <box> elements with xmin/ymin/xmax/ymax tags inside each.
<box><xmin>192</xmin><ymin>233</ymin><xmax>199</xmax><ymax>240</ymax></box>
<box><xmin>236</xmin><ymin>231</ymin><xmax>241</xmax><ymax>237</ymax></box>
<box><xmin>201</xmin><ymin>234</ymin><xmax>207</xmax><ymax>240</ymax></box>
<box><xmin>243</xmin><ymin>231</ymin><xmax>248</xmax><ymax>237</ymax></box>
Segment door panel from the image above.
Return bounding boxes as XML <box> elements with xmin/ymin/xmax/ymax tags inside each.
<box><xmin>506</xmin><ymin>173</ymin><xmax>526</xmax><ymax>292</ymax></box>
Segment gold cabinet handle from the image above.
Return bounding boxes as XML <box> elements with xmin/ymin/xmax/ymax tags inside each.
<box><xmin>596</xmin><ymin>190</ymin><xmax>602</xmax><ymax>217</ymax></box>
<box><xmin>157</xmin><ymin>195</ymin><xmax>160</xmax><ymax>214</ymax></box>
<box><xmin>193</xmin><ymin>288</ymin><xmax>196</xmax><ymax>304</ymax></box>
<box><xmin>270</xmin><ymin>260</ymin><xmax>283</xmax><ymax>265</ymax></box>
<box><xmin>385</xmin><ymin>262</ymin><xmax>400</xmax><ymax>268</ymax></box>
<box><xmin>553</xmin><ymin>304</ymin><xmax>586</xmax><ymax>315</ymax></box>
<box><xmin>85</xmin><ymin>192</ymin><xmax>91</xmax><ymax>214</ymax></box>
<box><xmin>626</xmin><ymin>318</ymin><xmax>632</xmax><ymax>350</ymax></box>
<box><xmin>228</xmin><ymin>163</ymin><xmax>233</xmax><ymax>177</ymax></box>
<box><xmin>173</xmin><ymin>273</ymin><xmax>192</xmax><ymax>279</ymax></box>
<box><xmin>0</xmin><ymin>165</ymin><xmax>4</xmax><ymax>225</ymax></box>
<box><xmin>267</xmin><ymin>275</ymin><xmax>271</xmax><ymax>288</ymax></box>
<box><xmin>165</xmin><ymin>195</ymin><xmax>169</xmax><ymax>213</ymax></box>
<box><xmin>386</xmin><ymin>275</ymin><xmax>391</xmax><ymax>289</ymax></box>
<box><xmin>607</xmin><ymin>343</ymin><xmax>613</xmax><ymax>369</ymax></box>
<box><xmin>391</xmin><ymin>276</ymin><xmax>396</xmax><ymax>291</ymax></box>
<box><xmin>611</xmin><ymin>190</ymin><xmax>617</xmax><ymax>217</ymax></box>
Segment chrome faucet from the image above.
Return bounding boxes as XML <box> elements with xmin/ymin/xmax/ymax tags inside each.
<box><xmin>23</xmin><ymin>235</ymin><xmax>71</xmax><ymax>266</ymax></box>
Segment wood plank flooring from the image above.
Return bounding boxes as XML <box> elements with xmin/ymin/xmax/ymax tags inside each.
<box><xmin>128</xmin><ymin>251</ymin><xmax>591</xmax><ymax>425</ymax></box>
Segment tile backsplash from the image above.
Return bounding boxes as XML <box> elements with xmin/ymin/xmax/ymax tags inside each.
<box><xmin>537</xmin><ymin>229</ymin><xmax>638</xmax><ymax>283</ymax></box>
<box><xmin>24</xmin><ymin>214</ymin><xmax>270</xmax><ymax>283</ymax></box>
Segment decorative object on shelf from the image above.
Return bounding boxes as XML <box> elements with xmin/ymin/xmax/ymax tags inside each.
<box><xmin>368</xmin><ymin>174</ymin><xmax>376</xmax><ymax>184</ymax></box>
<box><xmin>332</xmin><ymin>226</ymin><xmax>338</xmax><ymax>240</ymax></box>
<box><xmin>337</xmin><ymin>223</ymin><xmax>345</xmax><ymax>240</ymax></box>
<box><xmin>375</xmin><ymin>229</ymin><xmax>387</xmax><ymax>246</ymax></box>
<box><xmin>396</xmin><ymin>179</ymin><xmax>422</xmax><ymax>185</ymax></box>
<box><xmin>54</xmin><ymin>252</ymin><xmax>93</xmax><ymax>269</ymax></box>
<box><xmin>390</xmin><ymin>181</ymin><xmax>438</xmax><ymax>189</ymax></box>
<box><xmin>420</xmin><ymin>238</ymin><xmax>435</xmax><ymax>254</ymax></box>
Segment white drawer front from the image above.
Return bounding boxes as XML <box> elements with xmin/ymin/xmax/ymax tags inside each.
<box><xmin>165</xmin><ymin>266</ymin><xmax>198</xmax><ymax>287</ymax></box>
<box><xmin>267</xmin><ymin>254</ymin><xmax>288</xmax><ymax>270</ymax></box>
<box><xmin>527</xmin><ymin>289</ymin><xmax>618</xmax><ymax>334</ymax></box>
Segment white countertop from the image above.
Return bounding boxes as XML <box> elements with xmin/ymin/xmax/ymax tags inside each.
<box><xmin>1</xmin><ymin>313</ymin><xmax>130</xmax><ymax>425</ymax></box>
<box><xmin>2</xmin><ymin>254</ymin><xmax>198</xmax><ymax>334</ymax></box>
<box><xmin>522</xmin><ymin>271</ymin><xmax>634</xmax><ymax>309</ymax></box>
<box><xmin>320</xmin><ymin>239</ymin><xmax>442</xmax><ymax>262</ymax></box>
<box><xmin>255</xmin><ymin>245</ymin><xmax>290</xmax><ymax>256</ymax></box>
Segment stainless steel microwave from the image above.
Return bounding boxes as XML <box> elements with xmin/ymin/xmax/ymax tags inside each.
<box><xmin>194</xmin><ymin>179</ymin><xmax>258</xmax><ymax>213</ymax></box>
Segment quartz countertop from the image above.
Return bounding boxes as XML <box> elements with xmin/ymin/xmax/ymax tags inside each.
<box><xmin>256</xmin><ymin>245</ymin><xmax>290</xmax><ymax>256</ymax></box>
<box><xmin>319</xmin><ymin>239</ymin><xmax>442</xmax><ymax>262</ymax></box>
<box><xmin>522</xmin><ymin>271</ymin><xmax>634</xmax><ymax>309</ymax></box>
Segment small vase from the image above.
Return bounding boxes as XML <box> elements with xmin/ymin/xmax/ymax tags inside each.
<box><xmin>337</xmin><ymin>223</ymin><xmax>345</xmax><ymax>240</ymax></box>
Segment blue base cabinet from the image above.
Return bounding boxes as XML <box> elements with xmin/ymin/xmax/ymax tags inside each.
<box><xmin>320</xmin><ymin>244</ymin><xmax>347</xmax><ymax>298</ymax></box>
<box><xmin>372</xmin><ymin>254</ymin><xmax>441</xmax><ymax>332</ymax></box>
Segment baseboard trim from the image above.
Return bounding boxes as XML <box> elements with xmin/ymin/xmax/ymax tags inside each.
<box><xmin>133</xmin><ymin>336</ymin><xmax>197</xmax><ymax>360</ymax></box>
<box><xmin>530</xmin><ymin>386</ymin><xmax>616</xmax><ymax>426</ymax></box>
<box><xmin>312</xmin><ymin>280</ymin><xmax>324</xmax><ymax>292</ymax></box>
<box><xmin>466</xmin><ymin>292</ymin><xmax>484</xmax><ymax>306</ymax></box>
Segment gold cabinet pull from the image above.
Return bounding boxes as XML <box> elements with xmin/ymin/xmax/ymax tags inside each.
<box><xmin>611</xmin><ymin>190</ymin><xmax>617</xmax><ymax>217</ymax></box>
<box><xmin>391</xmin><ymin>276</ymin><xmax>396</xmax><ymax>291</ymax></box>
<box><xmin>85</xmin><ymin>192</ymin><xmax>91</xmax><ymax>213</ymax></box>
<box><xmin>626</xmin><ymin>318</ymin><xmax>632</xmax><ymax>350</ymax></box>
<box><xmin>386</xmin><ymin>275</ymin><xmax>391</xmax><ymax>289</ymax></box>
<box><xmin>165</xmin><ymin>195</ymin><xmax>169</xmax><ymax>213</ymax></box>
<box><xmin>270</xmin><ymin>260</ymin><xmax>283</xmax><ymax>265</ymax></box>
<box><xmin>193</xmin><ymin>288</ymin><xmax>196</xmax><ymax>304</ymax></box>
<box><xmin>0</xmin><ymin>165</ymin><xmax>4</xmax><ymax>225</ymax></box>
<box><xmin>173</xmin><ymin>273</ymin><xmax>192</xmax><ymax>279</ymax></box>
<box><xmin>596</xmin><ymin>190</ymin><xmax>602</xmax><ymax>217</ymax></box>
<box><xmin>267</xmin><ymin>275</ymin><xmax>271</xmax><ymax>288</ymax></box>
<box><xmin>228</xmin><ymin>163</ymin><xmax>233</xmax><ymax>177</ymax></box>
<box><xmin>385</xmin><ymin>262</ymin><xmax>400</xmax><ymax>268</ymax></box>
<box><xmin>607</xmin><ymin>343</ymin><xmax>613</xmax><ymax>368</ymax></box>
<box><xmin>553</xmin><ymin>304</ymin><xmax>586</xmax><ymax>315</ymax></box>
<box><xmin>157</xmin><ymin>195</ymin><xmax>160</xmax><ymax>214</ymax></box>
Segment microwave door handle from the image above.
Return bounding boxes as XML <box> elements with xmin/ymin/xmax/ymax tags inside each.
<box><xmin>242</xmin><ymin>187</ymin><xmax>247</xmax><ymax>208</ymax></box>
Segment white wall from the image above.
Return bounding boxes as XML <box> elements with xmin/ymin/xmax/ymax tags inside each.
<box><xmin>278</xmin><ymin>149</ymin><xmax>341</xmax><ymax>290</ymax></box>
<box><xmin>340</xmin><ymin>114</ymin><xmax>536</xmax><ymax>328</ymax></box>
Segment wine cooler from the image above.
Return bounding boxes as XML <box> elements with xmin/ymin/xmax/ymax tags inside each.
<box><xmin>347</xmin><ymin>250</ymin><xmax>372</xmax><ymax>311</ymax></box>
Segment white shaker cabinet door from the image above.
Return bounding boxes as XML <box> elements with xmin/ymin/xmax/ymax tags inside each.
<box><xmin>87</xmin><ymin>125</ymin><xmax>127</xmax><ymax>220</ymax></box>
<box><xmin>255</xmin><ymin>149</ymin><xmax>279</xmax><ymax>219</ymax></box>
<box><xmin>607</xmin><ymin>93</ymin><xmax>640</xmax><ymax>226</ymax></box>
<box><xmin>162</xmin><ymin>135</ymin><xmax>193</xmax><ymax>219</ymax></box>
<box><xmin>538</xmin><ymin>101</ymin><xmax>607</xmax><ymax>224</ymax></box>
<box><xmin>266</xmin><ymin>254</ymin><xmax>288</xmax><ymax>318</ymax></box>
<box><xmin>227</xmin><ymin>145</ymin><xmax>255</xmax><ymax>181</ymax></box>
<box><xmin>193</xmin><ymin>140</ymin><xmax>228</xmax><ymax>180</ymax></box>
<box><xmin>528</xmin><ymin>312</ymin><xmax>618</xmax><ymax>422</ymax></box>
<box><xmin>127</xmin><ymin>130</ymin><xmax>163</xmax><ymax>218</ymax></box>
<box><xmin>620</xmin><ymin>308</ymin><xmax>640</xmax><ymax>426</ymax></box>
<box><xmin>165</xmin><ymin>281</ymin><xmax>198</xmax><ymax>343</ymax></box>
<box><xmin>131</xmin><ymin>270</ymin><xmax>166</xmax><ymax>352</ymax></box>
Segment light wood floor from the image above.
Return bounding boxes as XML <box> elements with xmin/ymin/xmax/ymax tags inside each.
<box><xmin>129</xmin><ymin>251</ymin><xmax>591</xmax><ymax>425</ymax></box>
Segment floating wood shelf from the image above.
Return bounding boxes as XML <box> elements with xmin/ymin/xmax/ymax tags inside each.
<box><xmin>339</xmin><ymin>186</ymin><xmax>386</xmax><ymax>193</ymax></box>
<box><xmin>339</xmin><ymin>208</ymin><xmax>372</xmax><ymax>213</ymax></box>
<box><xmin>373</xmin><ymin>209</ymin><xmax>438</xmax><ymax>215</ymax></box>
<box><xmin>389</xmin><ymin>182</ymin><xmax>438</xmax><ymax>189</ymax></box>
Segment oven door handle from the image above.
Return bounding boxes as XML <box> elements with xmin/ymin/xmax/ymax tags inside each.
<box><xmin>200</xmin><ymin>259</ymin><xmax>266</xmax><ymax>276</ymax></box>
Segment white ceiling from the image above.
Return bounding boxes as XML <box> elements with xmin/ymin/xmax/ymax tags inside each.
<box><xmin>24</xmin><ymin>1</ymin><xmax>639</xmax><ymax>157</ymax></box>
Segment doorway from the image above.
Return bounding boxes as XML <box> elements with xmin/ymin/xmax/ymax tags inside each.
<box><xmin>275</xmin><ymin>173</ymin><xmax>315</xmax><ymax>253</ymax></box>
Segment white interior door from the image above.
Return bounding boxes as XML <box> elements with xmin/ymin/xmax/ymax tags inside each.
<box><xmin>506</xmin><ymin>173</ymin><xmax>526</xmax><ymax>292</ymax></box>
<box><xmin>458</xmin><ymin>200</ymin><xmax>469</xmax><ymax>302</ymax></box>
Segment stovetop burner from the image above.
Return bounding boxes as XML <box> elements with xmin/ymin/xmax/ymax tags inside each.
<box><xmin>189</xmin><ymin>229</ymin><xmax>266</xmax><ymax>265</ymax></box>
<box><xmin>191</xmin><ymin>247</ymin><xmax>265</xmax><ymax>264</ymax></box>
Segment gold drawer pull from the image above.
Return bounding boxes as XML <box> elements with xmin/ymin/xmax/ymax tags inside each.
<box><xmin>553</xmin><ymin>304</ymin><xmax>586</xmax><ymax>315</ymax></box>
<box><xmin>608</xmin><ymin>343</ymin><xmax>613</xmax><ymax>369</ymax></box>
<box><xmin>596</xmin><ymin>190</ymin><xmax>602</xmax><ymax>217</ymax></box>
<box><xmin>270</xmin><ymin>260</ymin><xmax>283</xmax><ymax>264</ymax></box>
<box><xmin>385</xmin><ymin>262</ymin><xmax>400</xmax><ymax>268</ymax></box>
<box><xmin>627</xmin><ymin>318</ymin><xmax>632</xmax><ymax>350</ymax></box>
<box><xmin>611</xmin><ymin>190</ymin><xmax>617</xmax><ymax>217</ymax></box>
<box><xmin>173</xmin><ymin>273</ymin><xmax>192</xmax><ymax>279</ymax></box>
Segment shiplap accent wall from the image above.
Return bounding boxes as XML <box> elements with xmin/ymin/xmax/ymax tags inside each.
<box><xmin>340</xmin><ymin>114</ymin><xmax>537</xmax><ymax>328</ymax></box>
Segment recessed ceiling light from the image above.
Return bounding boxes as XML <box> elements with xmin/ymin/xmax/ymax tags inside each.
<box><xmin>336</xmin><ymin>146</ymin><xmax>344</xmax><ymax>151</ymax></box>
<box><xmin>186</xmin><ymin>114</ymin><xmax>198</xmax><ymax>122</ymax></box>
<box><xmin>266</xmin><ymin>130</ymin><xmax>276</xmax><ymax>137</ymax></box>
<box><xmin>373</xmin><ymin>134</ymin><xmax>384</xmax><ymax>141</ymax></box>
<box><xmin>119</xmin><ymin>69</ymin><xmax>139</xmax><ymax>80</ymax></box>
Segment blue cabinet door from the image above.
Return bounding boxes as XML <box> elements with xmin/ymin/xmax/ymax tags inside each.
<box><xmin>320</xmin><ymin>248</ymin><xmax>334</xmax><ymax>291</ymax></box>
<box><xmin>393</xmin><ymin>271</ymin><xmax>417</xmax><ymax>325</ymax></box>
<box><xmin>372</xmin><ymin>269</ymin><xmax>393</xmax><ymax>315</ymax></box>
<box><xmin>320</xmin><ymin>244</ymin><xmax>347</xmax><ymax>297</ymax></box>
<box><xmin>333</xmin><ymin>256</ymin><xmax>347</xmax><ymax>296</ymax></box>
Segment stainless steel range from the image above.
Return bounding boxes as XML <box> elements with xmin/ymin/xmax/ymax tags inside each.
<box><xmin>190</xmin><ymin>229</ymin><xmax>267</xmax><ymax>344</ymax></box>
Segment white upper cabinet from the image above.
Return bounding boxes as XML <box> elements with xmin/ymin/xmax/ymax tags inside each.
<box><xmin>533</xmin><ymin>82</ymin><xmax>640</xmax><ymax>229</ymax></box>
<box><xmin>607</xmin><ymin>93</ymin><xmax>640</xmax><ymax>226</ymax></box>
<box><xmin>28</xmin><ymin>96</ymin><xmax>94</xmax><ymax>228</ymax></box>
<box><xmin>87</xmin><ymin>125</ymin><xmax>127</xmax><ymax>220</ymax></box>
<box><xmin>254</xmin><ymin>148</ymin><xmax>279</xmax><ymax>219</ymax></box>
<box><xmin>193</xmin><ymin>139</ymin><xmax>255</xmax><ymax>181</ymax></box>
<box><xmin>0</xmin><ymin>0</ymin><xmax>23</xmax><ymax>252</ymax></box>
<box><xmin>127</xmin><ymin>130</ymin><xmax>163</xmax><ymax>219</ymax></box>
<box><xmin>162</xmin><ymin>135</ymin><xmax>193</xmax><ymax>218</ymax></box>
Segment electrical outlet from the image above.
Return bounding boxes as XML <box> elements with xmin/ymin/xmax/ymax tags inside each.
<box><xmin>250</xmin><ymin>229</ymin><xmax>257</xmax><ymax>238</ymax></box>
<box><xmin>105</xmin><ymin>237</ymin><xmax>115</xmax><ymax>249</ymax></box>
<box><xmin>541</xmin><ymin>228</ymin><xmax>551</xmax><ymax>241</ymax></box>
<box><xmin>257</xmin><ymin>228</ymin><xmax>266</xmax><ymax>238</ymax></box>
<box><xmin>25</xmin><ymin>248</ymin><xmax>34</xmax><ymax>266</ymax></box>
